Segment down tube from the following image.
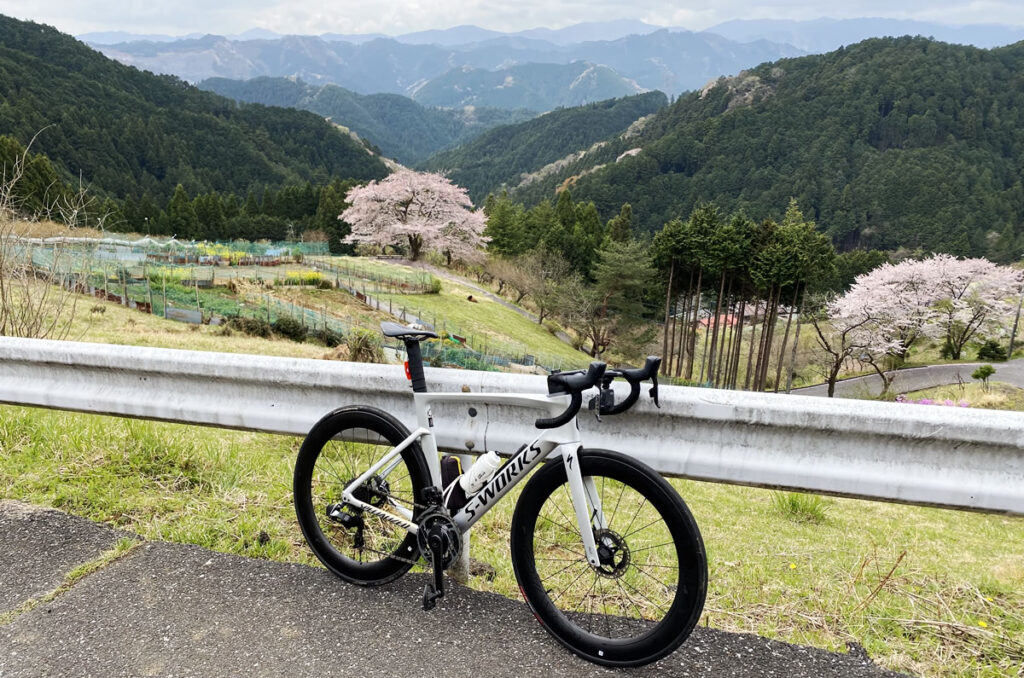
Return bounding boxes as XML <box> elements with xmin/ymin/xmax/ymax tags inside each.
<box><xmin>452</xmin><ymin>437</ymin><xmax>559</xmax><ymax>531</ymax></box>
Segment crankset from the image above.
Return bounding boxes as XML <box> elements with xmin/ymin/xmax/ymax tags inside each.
<box><xmin>417</xmin><ymin>502</ymin><xmax>462</xmax><ymax>611</ymax></box>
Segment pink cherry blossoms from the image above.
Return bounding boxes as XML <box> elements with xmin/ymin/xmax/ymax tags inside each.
<box><xmin>831</xmin><ymin>253</ymin><xmax>1024</xmax><ymax>364</ymax></box>
<box><xmin>340</xmin><ymin>170</ymin><xmax>487</xmax><ymax>264</ymax></box>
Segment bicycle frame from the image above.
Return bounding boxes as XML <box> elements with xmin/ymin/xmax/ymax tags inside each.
<box><xmin>339</xmin><ymin>389</ymin><xmax>606</xmax><ymax>567</ymax></box>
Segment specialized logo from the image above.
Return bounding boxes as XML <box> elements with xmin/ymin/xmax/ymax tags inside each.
<box><xmin>349</xmin><ymin>497</ymin><xmax>417</xmax><ymax>531</ymax></box>
<box><xmin>463</xmin><ymin>443</ymin><xmax>544</xmax><ymax>519</ymax></box>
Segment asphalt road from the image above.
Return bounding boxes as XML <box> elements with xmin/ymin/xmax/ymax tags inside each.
<box><xmin>794</xmin><ymin>358</ymin><xmax>1024</xmax><ymax>397</ymax></box>
<box><xmin>0</xmin><ymin>501</ymin><xmax>910</xmax><ymax>678</ymax></box>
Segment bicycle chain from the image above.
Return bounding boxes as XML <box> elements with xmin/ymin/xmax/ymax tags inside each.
<box><xmin>339</xmin><ymin>494</ymin><xmax>434</xmax><ymax>567</ymax></box>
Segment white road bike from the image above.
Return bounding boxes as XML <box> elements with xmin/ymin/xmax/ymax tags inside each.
<box><xmin>293</xmin><ymin>322</ymin><xmax>707</xmax><ymax>667</ymax></box>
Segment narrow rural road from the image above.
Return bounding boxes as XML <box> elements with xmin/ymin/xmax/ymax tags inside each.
<box><xmin>0</xmin><ymin>501</ymin><xmax>908</xmax><ymax>678</ymax></box>
<box><xmin>794</xmin><ymin>358</ymin><xmax>1024</xmax><ymax>397</ymax></box>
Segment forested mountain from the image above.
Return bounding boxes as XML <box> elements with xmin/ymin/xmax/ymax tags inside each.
<box><xmin>418</xmin><ymin>92</ymin><xmax>668</xmax><ymax>203</ymax></box>
<box><xmin>505</xmin><ymin>37</ymin><xmax>1024</xmax><ymax>260</ymax></box>
<box><xmin>199</xmin><ymin>77</ymin><xmax>534</xmax><ymax>165</ymax></box>
<box><xmin>92</xmin><ymin>30</ymin><xmax>802</xmax><ymax>99</ymax></box>
<box><xmin>410</xmin><ymin>62</ymin><xmax>645</xmax><ymax>110</ymax></box>
<box><xmin>0</xmin><ymin>15</ymin><xmax>388</xmax><ymax>205</ymax></box>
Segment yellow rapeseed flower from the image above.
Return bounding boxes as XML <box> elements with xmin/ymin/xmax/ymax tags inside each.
<box><xmin>978</xmin><ymin>620</ymin><xmax>988</xmax><ymax>628</ymax></box>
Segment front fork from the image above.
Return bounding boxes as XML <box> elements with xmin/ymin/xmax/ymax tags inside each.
<box><xmin>559</xmin><ymin>444</ymin><xmax>605</xmax><ymax>568</ymax></box>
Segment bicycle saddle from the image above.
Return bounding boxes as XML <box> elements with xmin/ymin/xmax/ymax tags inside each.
<box><xmin>380</xmin><ymin>321</ymin><xmax>438</xmax><ymax>341</ymax></box>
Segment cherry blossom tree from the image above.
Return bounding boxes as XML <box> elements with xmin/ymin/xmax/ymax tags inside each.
<box><xmin>830</xmin><ymin>255</ymin><xmax>1024</xmax><ymax>389</ymax></box>
<box><xmin>340</xmin><ymin>170</ymin><xmax>487</xmax><ymax>264</ymax></box>
<box><xmin>926</xmin><ymin>254</ymin><xmax>1023</xmax><ymax>359</ymax></box>
<box><xmin>832</xmin><ymin>257</ymin><xmax>939</xmax><ymax>364</ymax></box>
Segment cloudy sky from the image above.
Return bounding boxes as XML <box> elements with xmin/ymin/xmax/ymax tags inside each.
<box><xmin>1</xmin><ymin>0</ymin><xmax>1023</xmax><ymax>37</ymax></box>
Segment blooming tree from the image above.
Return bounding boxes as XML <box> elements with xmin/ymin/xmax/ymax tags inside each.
<box><xmin>832</xmin><ymin>258</ymin><xmax>939</xmax><ymax>363</ymax></box>
<box><xmin>809</xmin><ymin>293</ymin><xmax>899</xmax><ymax>397</ymax></box>
<box><xmin>829</xmin><ymin>254</ymin><xmax>1024</xmax><ymax>389</ymax></box>
<box><xmin>340</xmin><ymin>170</ymin><xmax>487</xmax><ymax>264</ymax></box>
<box><xmin>926</xmin><ymin>254</ymin><xmax>1023</xmax><ymax>359</ymax></box>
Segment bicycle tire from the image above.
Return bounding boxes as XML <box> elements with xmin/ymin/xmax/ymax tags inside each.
<box><xmin>510</xmin><ymin>449</ymin><xmax>707</xmax><ymax>667</ymax></box>
<box><xmin>294</xmin><ymin>405</ymin><xmax>430</xmax><ymax>586</ymax></box>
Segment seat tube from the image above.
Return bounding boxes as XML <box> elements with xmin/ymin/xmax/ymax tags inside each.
<box><xmin>560</xmin><ymin>444</ymin><xmax>601</xmax><ymax>567</ymax></box>
<box><xmin>405</xmin><ymin>340</ymin><xmax>427</xmax><ymax>393</ymax></box>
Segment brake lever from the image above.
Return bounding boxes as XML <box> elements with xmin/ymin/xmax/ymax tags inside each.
<box><xmin>649</xmin><ymin>374</ymin><xmax>661</xmax><ymax>408</ymax></box>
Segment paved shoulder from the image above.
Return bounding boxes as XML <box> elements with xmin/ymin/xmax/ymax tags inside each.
<box><xmin>0</xmin><ymin>510</ymin><xmax>909</xmax><ymax>678</ymax></box>
<box><xmin>0</xmin><ymin>501</ymin><xmax>129</xmax><ymax>614</ymax></box>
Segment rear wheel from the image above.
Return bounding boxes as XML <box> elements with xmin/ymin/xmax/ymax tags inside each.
<box><xmin>294</xmin><ymin>406</ymin><xmax>430</xmax><ymax>586</ymax></box>
<box><xmin>510</xmin><ymin>449</ymin><xmax>707</xmax><ymax>667</ymax></box>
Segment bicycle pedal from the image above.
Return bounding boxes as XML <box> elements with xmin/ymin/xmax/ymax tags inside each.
<box><xmin>422</xmin><ymin>583</ymin><xmax>443</xmax><ymax>611</ymax></box>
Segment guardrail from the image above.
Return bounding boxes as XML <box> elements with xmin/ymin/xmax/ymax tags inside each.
<box><xmin>1</xmin><ymin>337</ymin><xmax>1022</xmax><ymax>515</ymax></box>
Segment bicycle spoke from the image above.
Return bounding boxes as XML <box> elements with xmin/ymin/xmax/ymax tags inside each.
<box><xmin>537</xmin><ymin>511</ymin><xmax>577</xmax><ymax>536</ymax></box>
<box><xmin>623</xmin><ymin>515</ymin><xmax>665</xmax><ymax>540</ymax></box>
<box><xmin>620</xmin><ymin>496</ymin><xmax>648</xmax><ymax>537</ymax></box>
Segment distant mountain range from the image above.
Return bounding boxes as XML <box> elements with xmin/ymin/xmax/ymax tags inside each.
<box><xmin>198</xmin><ymin>76</ymin><xmax>536</xmax><ymax>165</ymax></box>
<box><xmin>79</xmin><ymin>20</ymin><xmax>673</xmax><ymax>47</ymax></box>
<box><xmin>80</xmin><ymin>17</ymin><xmax>1024</xmax><ymax>51</ymax></box>
<box><xmin>707</xmin><ymin>18</ymin><xmax>1024</xmax><ymax>52</ymax></box>
<box><xmin>89</xmin><ymin>28</ymin><xmax>802</xmax><ymax>103</ymax></box>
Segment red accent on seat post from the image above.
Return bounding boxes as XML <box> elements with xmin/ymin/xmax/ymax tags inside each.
<box><xmin>404</xmin><ymin>361</ymin><xmax>411</xmax><ymax>380</ymax></box>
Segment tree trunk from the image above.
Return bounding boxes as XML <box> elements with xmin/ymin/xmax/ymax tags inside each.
<box><xmin>760</xmin><ymin>285</ymin><xmax>783</xmax><ymax>390</ymax></box>
<box><xmin>666</xmin><ymin>294</ymin><xmax>678</xmax><ymax>375</ymax></box>
<box><xmin>407</xmin><ymin>234</ymin><xmax>423</xmax><ymax>261</ymax></box>
<box><xmin>675</xmin><ymin>270</ymin><xmax>694</xmax><ymax>378</ymax></box>
<box><xmin>729</xmin><ymin>299</ymin><xmax>746</xmax><ymax>389</ymax></box>
<box><xmin>715</xmin><ymin>278</ymin><xmax>734</xmax><ymax>388</ymax></box>
<box><xmin>774</xmin><ymin>283</ymin><xmax>801</xmax><ymax>393</ymax></box>
<box><xmin>684</xmin><ymin>266</ymin><xmax>703</xmax><ymax>381</ymax></box>
<box><xmin>698</xmin><ymin>315</ymin><xmax>712</xmax><ymax>383</ymax></box>
<box><xmin>827</xmin><ymin>363</ymin><xmax>841</xmax><ymax>398</ymax></box>
<box><xmin>743</xmin><ymin>299</ymin><xmax>761</xmax><ymax>391</ymax></box>
<box><xmin>755</xmin><ymin>285</ymin><xmax>780</xmax><ymax>391</ymax></box>
<box><xmin>784</xmin><ymin>290</ymin><xmax>807</xmax><ymax>393</ymax></box>
<box><xmin>707</xmin><ymin>270</ymin><xmax>727</xmax><ymax>385</ymax></box>
<box><xmin>662</xmin><ymin>259</ymin><xmax>675</xmax><ymax>360</ymax></box>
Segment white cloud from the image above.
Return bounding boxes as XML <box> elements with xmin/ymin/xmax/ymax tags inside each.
<box><xmin>2</xmin><ymin>0</ymin><xmax>1023</xmax><ymax>37</ymax></box>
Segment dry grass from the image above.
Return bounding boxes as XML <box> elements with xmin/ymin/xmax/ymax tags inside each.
<box><xmin>8</xmin><ymin>219</ymin><xmax>138</xmax><ymax>240</ymax></box>
<box><xmin>71</xmin><ymin>292</ymin><xmax>326</xmax><ymax>359</ymax></box>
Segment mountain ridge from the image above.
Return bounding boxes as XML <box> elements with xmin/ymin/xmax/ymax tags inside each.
<box><xmin>495</xmin><ymin>37</ymin><xmax>1024</xmax><ymax>260</ymax></box>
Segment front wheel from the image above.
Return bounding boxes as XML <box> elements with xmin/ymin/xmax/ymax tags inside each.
<box><xmin>510</xmin><ymin>449</ymin><xmax>707</xmax><ymax>667</ymax></box>
<box><xmin>293</xmin><ymin>406</ymin><xmax>430</xmax><ymax>586</ymax></box>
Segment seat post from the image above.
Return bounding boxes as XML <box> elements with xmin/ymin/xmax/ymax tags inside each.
<box><xmin>405</xmin><ymin>340</ymin><xmax>428</xmax><ymax>393</ymax></box>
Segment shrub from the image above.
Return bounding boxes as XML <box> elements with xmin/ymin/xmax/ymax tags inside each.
<box><xmin>227</xmin><ymin>316</ymin><xmax>271</xmax><ymax>338</ymax></box>
<box><xmin>771</xmin><ymin>492</ymin><xmax>830</xmax><ymax>524</ymax></box>
<box><xmin>346</xmin><ymin>329</ymin><xmax>385</xmax><ymax>363</ymax></box>
<box><xmin>972</xmin><ymin>364</ymin><xmax>996</xmax><ymax>392</ymax></box>
<box><xmin>316</xmin><ymin>278</ymin><xmax>334</xmax><ymax>290</ymax></box>
<box><xmin>977</xmin><ymin>339</ymin><xmax>1007</xmax><ymax>362</ymax></box>
<box><xmin>308</xmin><ymin>327</ymin><xmax>342</xmax><ymax>348</ymax></box>
<box><xmin>426</xmin><ymin>276</ymin><xmax>442</xmax><ymax>294</ymax></box>
<box><xmin>273</xmin><ymin>316</ymin><xmax>307</xmax><ymax>342</ymax></box>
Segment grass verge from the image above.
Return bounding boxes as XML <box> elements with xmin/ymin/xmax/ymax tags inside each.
<box><xmin>0</xmin><ymin>536</ymin><xmax>141</xmax><ymax>625</ymax></box>
<box><xmin>0</xmin><ymin>405</ymin><xmax>1020</xmax><ymax>677</ymax></box>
